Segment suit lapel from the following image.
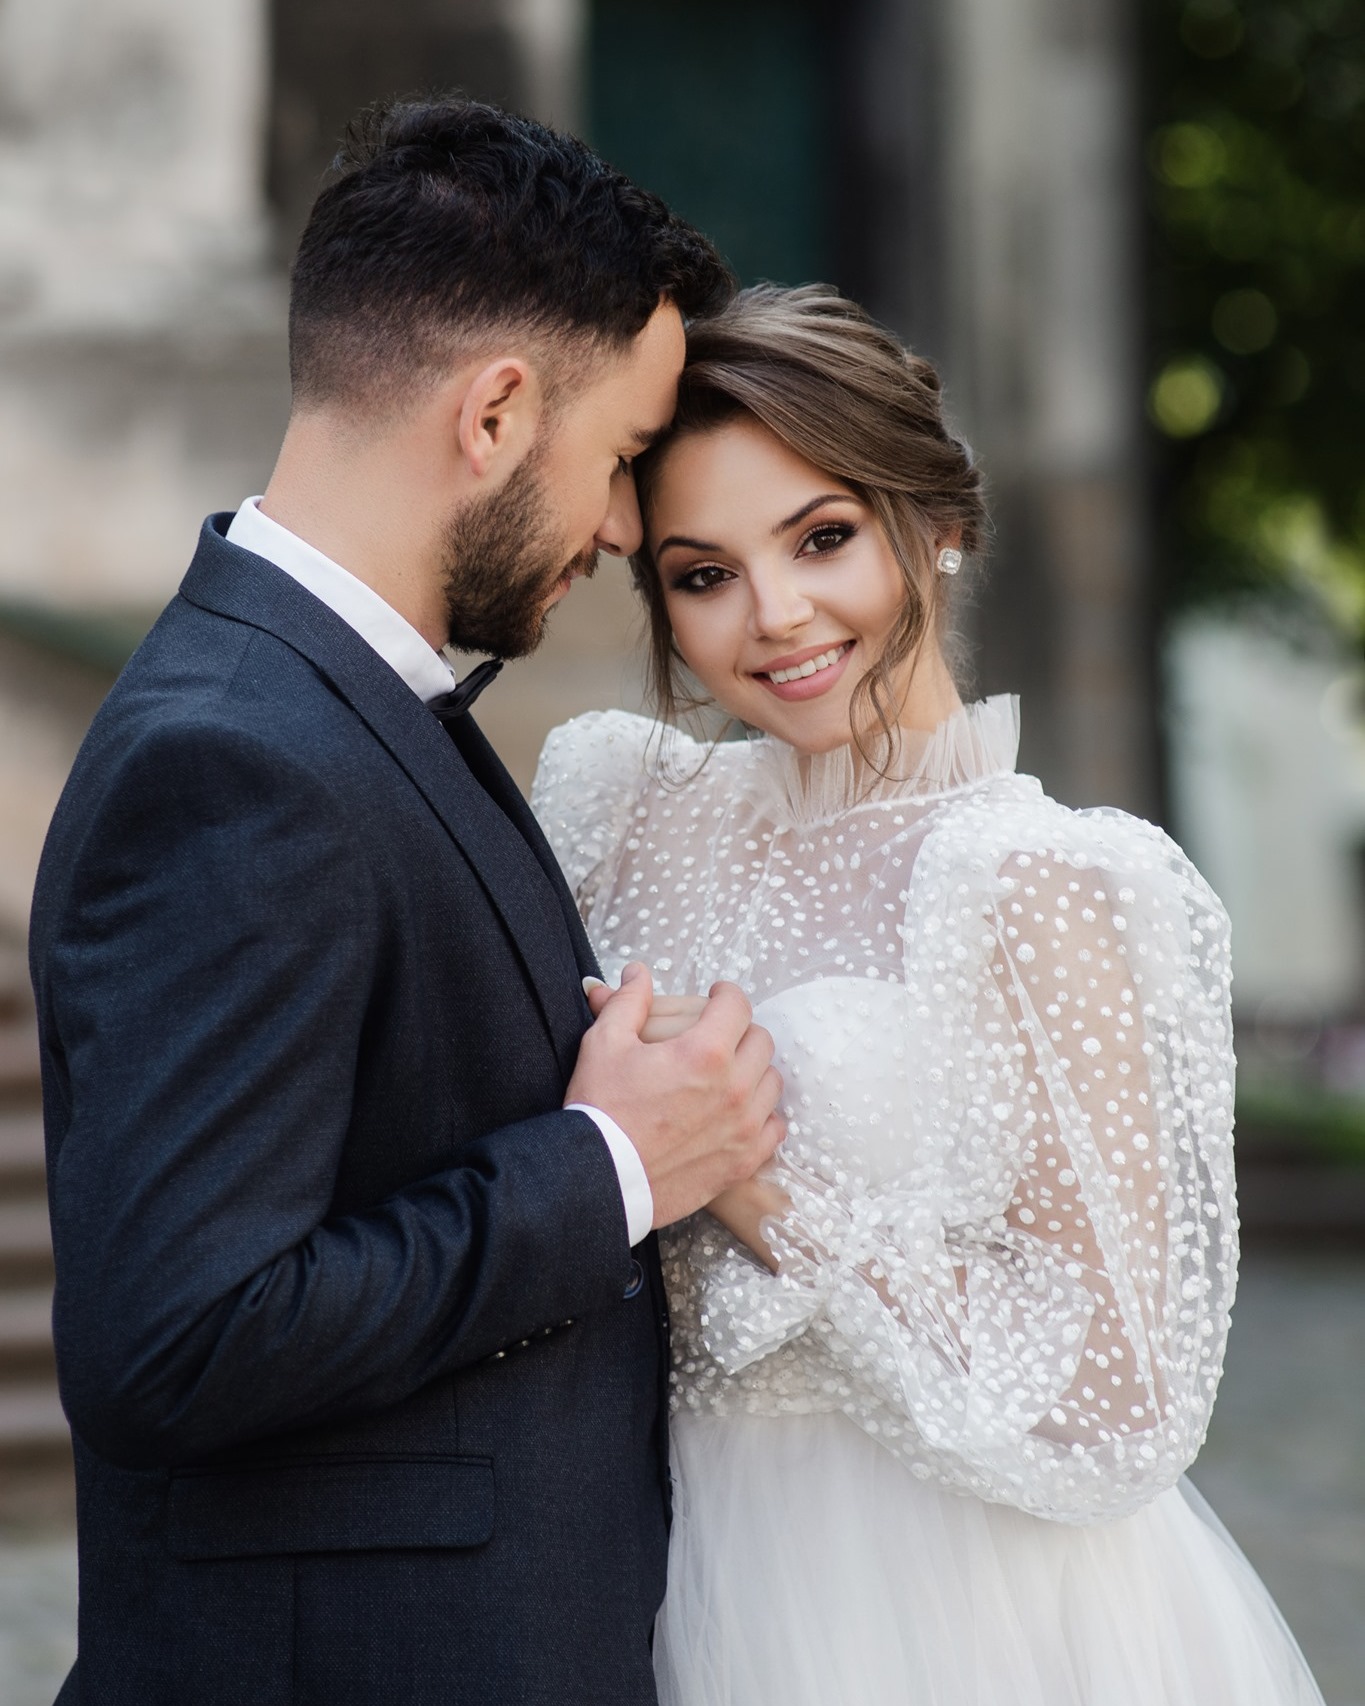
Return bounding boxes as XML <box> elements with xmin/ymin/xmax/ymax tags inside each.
<box><xmin>447</xmin><ymin>714</ymin><xmax>601</xmax><ymax>982</ymax></box>
<box><xmin>180</xmin><ymin>517</ymin><xmax>587</xmax><ymax>1081</ymax></box>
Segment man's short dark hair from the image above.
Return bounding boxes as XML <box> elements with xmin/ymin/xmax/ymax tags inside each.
<box><xmin>288</xmin><ymin>96</ymin><xmax>735</xmax><ymax>413</ymax></box>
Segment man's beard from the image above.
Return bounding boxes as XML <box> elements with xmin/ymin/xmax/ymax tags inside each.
<box><xmin>440</xmin><ymin>448</ymin><xmax>596</xmax><ymax>659</ymax></box>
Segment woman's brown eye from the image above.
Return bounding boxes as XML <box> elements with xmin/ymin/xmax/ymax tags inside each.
<box><xmin>670</xmin><ymin>564</ymin><xmax>731</xmax><ymax>594</ymax></box>
<box><xmin>805</xmin><ymin>524</ymin><xmax>854</xmax><ymax>554</ymax></box>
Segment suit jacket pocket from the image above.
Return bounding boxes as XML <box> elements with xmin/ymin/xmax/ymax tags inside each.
<box><xmin>166</xmin><ymin>1455</ymin><xmax>494</xmax><ymax>1559</ymax></box>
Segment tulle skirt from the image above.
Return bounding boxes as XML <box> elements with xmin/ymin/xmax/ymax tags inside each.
<box><xmin>654</xmin><ymin>1410</ymin><xmax>1323</xmax><ymax>1706</ymax></box>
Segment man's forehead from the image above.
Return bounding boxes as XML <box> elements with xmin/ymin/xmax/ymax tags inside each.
<box><xmin>602</xmin><ymin>387</ymin><xmax>674</xmax><ymax>449</ymax></box>
<box><xmin>576</xmin><ymin>302</ymin><xmax>683</xmax><ymax>434</ymax></box>
<box><xmin>632</xmin><ymin>306</ymin><xmax>686</xmax><ymax>431</ymax></box>
<box><xmin>631</xmin><ymin>300</ymin><xmax>685</xmax><ymax>389</ymax></box>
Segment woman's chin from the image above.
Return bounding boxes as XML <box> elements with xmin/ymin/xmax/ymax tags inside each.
<box><xmin>723</xmin><ymin>697</ymin><xmax>856</xmax><ymax>755</ymax></box>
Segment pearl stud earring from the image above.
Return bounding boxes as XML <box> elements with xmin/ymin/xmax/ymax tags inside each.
<box><xmin>936</xmin><ymin>547</ymin><xmax>963</xmax><ymax>576</ymax></box>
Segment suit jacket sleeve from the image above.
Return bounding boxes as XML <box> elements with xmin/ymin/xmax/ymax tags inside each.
<box><xmin>40</xmin><ymin>718</ymin><xmax>632</xmax><ymax>1470</ymax></box>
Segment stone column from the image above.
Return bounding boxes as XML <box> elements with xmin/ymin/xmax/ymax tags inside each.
<box><xmin>505</xmin><ymin>0</ymin><xmax>588</xmax><ymax>133</ymax></box>
<box><xmin>935</xmin><ymin>0</ymin><xmax>1156</xmax><ymax>815</ymax></box>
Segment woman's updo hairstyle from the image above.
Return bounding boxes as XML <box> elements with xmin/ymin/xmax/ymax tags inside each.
<box><xmin>631</xmin><ymin>283</ymin><xmax>987</xmax><ymax>760</ymax></box>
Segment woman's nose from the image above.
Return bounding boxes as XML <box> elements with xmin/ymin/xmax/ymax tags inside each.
<box><xmin>595</xmin><ymin>472</ymin><xmax>644</xmax><ymax>558</ymax></box>
<box><xmin>748</xmin><ymin>567</ymin><xmax>815</xmax><ymax>638</ymax></box>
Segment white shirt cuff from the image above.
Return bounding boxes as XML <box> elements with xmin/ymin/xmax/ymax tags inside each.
<box><xmin>566</xmin><ymin>1104</ymin><xmax>654</xmax><ymax>1247</ymax></box>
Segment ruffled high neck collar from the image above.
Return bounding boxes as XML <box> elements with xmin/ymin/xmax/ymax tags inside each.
<box><xmin>750</xmin><ymin>694</ymin><xmax>1021</xmax><ymax>828</ymax></box>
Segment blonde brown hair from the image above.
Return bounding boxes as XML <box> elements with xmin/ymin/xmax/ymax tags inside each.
<box><xmin>630</xmin><ymin>283</ymin><xmax>987</xmax><ymax>760</ymax></box>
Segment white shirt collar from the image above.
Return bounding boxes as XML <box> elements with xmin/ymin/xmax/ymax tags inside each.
<box><xmin>225</xmin><ymin>498</ymin><xmax>457</xmax><ymax>704</ymax></box>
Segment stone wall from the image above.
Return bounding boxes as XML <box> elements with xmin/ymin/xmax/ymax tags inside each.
<box><xmin>0</xmin><ymin>0</ymin><xmax>1160</xmax><ymax>921</ymax></box>
<box><xmin>0</xmin><ymin>0</ymin><xmax>594</xmax><ymax>934</ymax></box>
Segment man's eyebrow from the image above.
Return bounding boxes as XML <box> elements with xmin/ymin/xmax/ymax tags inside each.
<box><xmin>628</xmin><ymin>424</ymin><xmax>668</xmax><ymax>451</ymax></box>
<box><xmin>773</xmin><ymin>494</ymin><xmax>860</xmax><ymax>535</ymax></box>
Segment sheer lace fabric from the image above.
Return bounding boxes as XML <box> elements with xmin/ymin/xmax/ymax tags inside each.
<box><xmin>532</xmin><ymin>699</ymin><xmax>1238</xmax><ymax>1526</ymax></box>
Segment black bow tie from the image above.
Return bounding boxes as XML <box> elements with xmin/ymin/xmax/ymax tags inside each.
<box><xmin>429</xmin><ymin>658</ymin><xmax>504</xmax><ymax>724</ymax></box>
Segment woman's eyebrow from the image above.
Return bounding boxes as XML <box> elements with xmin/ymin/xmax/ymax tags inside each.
<box><xmin>656</xmin><ymin>493</ymin><xmax>860</xmax><ymax>558</ymax></box>
<box><xmin>773</xmin><ymin>494</ymin><xmax>860</xmax><ymax>535</ymax></box>
<box><xmin>655</xmin><ymin>534</ymin><xmax>720</xmax><ymax>557</ymax></box>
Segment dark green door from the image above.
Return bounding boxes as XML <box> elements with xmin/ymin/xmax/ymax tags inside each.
<box><xmin>587</xmin><ymin>0</ymin><xmax>836</xmax><ymax>289</ymax></box>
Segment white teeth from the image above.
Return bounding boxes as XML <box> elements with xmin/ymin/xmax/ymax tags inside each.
<box><xmin>766</xmin><ymin>644</ymin><xmax>849</xmax><ymax>685</ymax></box>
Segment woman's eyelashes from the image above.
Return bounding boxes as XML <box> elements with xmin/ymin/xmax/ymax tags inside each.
<box><xmin>798</xmin><ymin>520</ymin><xmax>857</xmax><ymax>556</ymax></box>
<box><xmin>670</xmin><ymin>562</ymin><xmax>734</xmax><ymax>594</ymax></box>
<box><xmin>667</xmin><ymin>518</ymin><xmax>858</xmax><ymax>595</ymax></box>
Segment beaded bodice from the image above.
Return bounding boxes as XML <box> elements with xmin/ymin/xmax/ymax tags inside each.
<box><xmin>532</xmin><ymin>700</ymin><xmax>1237</xmax><ymax>1525</ymax></box>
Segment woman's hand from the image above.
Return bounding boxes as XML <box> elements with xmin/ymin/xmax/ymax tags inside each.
<box><xmin>584</xmin><ymin>977</ymin><xmax>708</xmax><ymax>1043</ymax></box>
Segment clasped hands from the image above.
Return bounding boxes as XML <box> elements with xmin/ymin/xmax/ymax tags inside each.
<box><xmin>565</xmin><ymin>964</ymin><xmax>788</xmax><ymax>1265</ymax></box>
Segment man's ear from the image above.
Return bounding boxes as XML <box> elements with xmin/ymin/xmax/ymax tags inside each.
<box><xmin>457</xmin><ymin>357</ymin><xmax>539</xmax><ymax>479</ymax></box>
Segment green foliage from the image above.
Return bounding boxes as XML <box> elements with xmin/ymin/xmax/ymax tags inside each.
<box><xmin>0</xmin><ymin>600</ymin><xmax>149</xmax><ymax>677</ymax></box>
<box><xmin>1145</xmin><ymin>0</ymin><xmax>1365</xmax><ymax>638</ymax></box>
<box><xmin>1237</xmin><ymin>1077</ymin><xmax>1365</xmax><ymax>1161</ymax></box>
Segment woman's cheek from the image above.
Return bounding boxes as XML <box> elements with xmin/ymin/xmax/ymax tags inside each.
<box><xmin>669</xmin><ymin>618</ymin><xmax>716</xmax><ymax>694</ymax></box>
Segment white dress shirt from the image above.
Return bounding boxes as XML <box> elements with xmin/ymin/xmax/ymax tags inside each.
<box><xmin>226</xmin><ymin>498</ymin><xmax>654</xmax><ymax>1246</ymax></box>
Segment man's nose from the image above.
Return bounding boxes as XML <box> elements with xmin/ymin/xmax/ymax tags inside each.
<box><xmin>595</xmin><ymin>473</ymin><xmax>644</xmax><ymax>558</ymax></box>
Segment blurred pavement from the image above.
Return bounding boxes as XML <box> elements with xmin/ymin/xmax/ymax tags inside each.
<box><xmin>1193</xmin><ymin>1247</ymin><xmax>1365</xmax><ymax>1706</ymax></box>
<box><xmin>0</xmin><ymin>1538</ymin><xmax>75</xmax><ymax>1705</ymax></box>
<box><xmin>1</xmin><ymin>1248</ymin><xmax>1362</xmax><ymax>1705</ymax></box>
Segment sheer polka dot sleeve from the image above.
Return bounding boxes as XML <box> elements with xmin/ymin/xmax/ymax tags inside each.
<box><xmin>695</xmin><ymin>798</ymin><xmax>1237</xmax><ymax>1525</ymax></box>
<box><xmin>530</xmin><ymin>710</ymin><xmax>660</xmax><ymax>919</ymax></box>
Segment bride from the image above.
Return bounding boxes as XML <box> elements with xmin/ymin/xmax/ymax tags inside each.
<box><xmin>532</xmin><ymin>284</ymin><xmax>1323</xmax><ymax>1705</ymax></box>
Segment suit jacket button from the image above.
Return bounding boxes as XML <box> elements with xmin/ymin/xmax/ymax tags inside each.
<box><xmin>623</xmin><ymin>1258</ymin><xmax>644</xmax><ymax>1299</ymax></box>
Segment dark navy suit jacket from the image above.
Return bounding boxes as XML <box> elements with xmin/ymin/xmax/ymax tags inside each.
<box><xmin>29</xmin><ymin>516</ymin><xmax>670</xmax><ymax>1704</ymax></box>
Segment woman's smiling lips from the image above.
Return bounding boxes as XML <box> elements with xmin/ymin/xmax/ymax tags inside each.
<box><xmin>752</xmin><ymin>639</ymin><xmax>856</xmax><ymax>701</ymax></box>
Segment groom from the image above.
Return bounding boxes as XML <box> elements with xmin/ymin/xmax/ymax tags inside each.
<box><xmin>30</xmin><ymin>99</ymin><xmax>783</xmax><ymax>1704</ymax></box>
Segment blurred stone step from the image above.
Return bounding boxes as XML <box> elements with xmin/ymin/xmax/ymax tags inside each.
<box><xmin>0</xmin><ymin>1111</ymin><xmax>46</xmax><ymax>1195</ymax></box>
<box><xmin>0</xmin><ymin>1383</ymin><xmax>69</xmax><ymax>1459</ymax></box>
<box><xmin>0</xmin><ymin>1457</ymin><xmax>75</xmax><ymax>1526</ymax></box>
<box><xmin>0</xmin><ymin>1290</ymin><xmax>55</xmax><ymax>1380</ymax></box>
<box><xmin>0</xmin><ymin>939</ymin><xmax>31</xmax><ymax>1022</ymax></box>
<box><xmin>0</xmin><ymin>1020</ymin><xmax>40</xmax><ymax>1101</ymax></box>
<box><xmin>0</xmin><ymin>1201</ymin><xmax>52</xmax><ymax>1285</ymax></box>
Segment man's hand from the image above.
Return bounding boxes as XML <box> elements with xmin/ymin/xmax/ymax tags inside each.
<box><xmin>567</xmin><ymin>964</ymin><xmax>785</xmax><ymax>1230</ymax></box>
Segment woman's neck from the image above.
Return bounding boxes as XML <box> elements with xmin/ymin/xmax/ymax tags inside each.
<box><xmin>891</xmin><ymin>645</ymin><xmax>965</xmax><ymax>737</ymax></box>
<box><xmin>786</xmin><ymin>643</ymin><xmax>965</xmax><ymax>774</ymax></box>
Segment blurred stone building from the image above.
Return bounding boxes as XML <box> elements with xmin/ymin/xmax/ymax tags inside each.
<box><xmin>0</xmin><ymin>0</ymin><xmax>1157</xmax><ymax>945</ymax></box>
<box><xmin>0</xmin><ymin>0</ymin><xmax>288</xmax><ymax>936</ymax></box>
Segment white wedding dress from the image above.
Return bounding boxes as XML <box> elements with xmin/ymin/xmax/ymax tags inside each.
<box><xmin>532</xmin><ymin>698</ymin><xmax>1323</xmax><ymax>1706</ymax></box>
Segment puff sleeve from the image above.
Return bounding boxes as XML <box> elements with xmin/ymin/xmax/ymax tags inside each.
<box><xmin>531</xmin><ymin>710</ymin><xmax>657</xmax><ymax>919</ymax></box>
